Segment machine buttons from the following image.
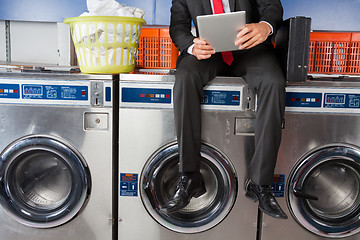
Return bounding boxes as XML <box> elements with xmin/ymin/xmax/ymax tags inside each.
<box><xmin>122</xmin><ymin>87</ymin><xmax>171</xmax><ymax>104</ymax></box>
<box><xmin>286</xmin><ymin>92</ymin><xmax>322</xmax><ymax>107</ymax></box>
<box><xmin>0</xmin><ymin>84</ymin><xmax>20</xmax><ymax>99</ymax></box>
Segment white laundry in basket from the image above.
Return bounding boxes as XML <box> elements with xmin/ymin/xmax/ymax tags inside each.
<box><xmin>81</xmin><ymin>0</ymin><xmax>145</xmax><ymax>18</ymax></box>
<box><xmin>77</xmin><ymin>0</ymin><xmax>145</xmax><ymax>67</ymax></box>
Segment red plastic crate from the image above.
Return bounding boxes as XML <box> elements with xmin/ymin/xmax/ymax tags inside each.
<box><xmin>348</xmin><ymin>33</ymin><xmax>360</xmax><ymax>74</ymax></box>
<box><xmin>308</xmin><ymin>32</ymin><xmax>360</xmax><ymax>75</ymax></box>
<box><xmin>136</xmin><ymin>27</ymin><xmax>179</xmax><ymax>69</ymax></box>
<box><xmin>308</xmin><ymin>40</ymin><xmax>316</xmax><ymax>73</ymax></box>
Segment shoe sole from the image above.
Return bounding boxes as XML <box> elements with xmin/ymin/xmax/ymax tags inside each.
<box><xmin>258</xmin><ymin>205</ymin><xmax>288</xmax><ymax>219</ymax></box>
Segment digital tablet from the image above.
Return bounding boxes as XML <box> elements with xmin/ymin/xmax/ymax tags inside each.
<box><xmin>197</xmin><ymin>11</ymin><xmax>246</xmax><ymax>52</ymax></box>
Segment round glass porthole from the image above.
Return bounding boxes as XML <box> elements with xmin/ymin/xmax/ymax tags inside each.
<box><xmin>0</xmin><ymin>135</ymin><xmax>91</xmax><ymax>228</ymax></box>
<box><xmin>140</xmin><ymin>141</ymin><xmax>237</xmax><ymax>233</ymax></box>
<box><xmin>288</xmin><ymin>143</ymin><xmax>360</xmax><ymax>238</ymax></box>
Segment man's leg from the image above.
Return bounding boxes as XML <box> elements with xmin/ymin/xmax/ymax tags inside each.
<box><xmin>161</xmin><ymin>53</ymin><xmax>224</xmax><ymax>213</ymax></box>
<box><xmin>174</xmin><ymin>53</ymin><xmax>223</xmax><ymax>172</ymax></box>
<box><xmin>230</xmin><ymin>44</ymin><xmax>287</xmax><ymax>219</ymax></box>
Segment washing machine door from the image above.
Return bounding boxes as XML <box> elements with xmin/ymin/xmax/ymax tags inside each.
<box><xmin>140</xmin><ymin>142</ymin><xmax>237</xmax><ymax>234</ymax></box>
<box><xmin>288</xmin><ymin>143</ymin><xmax>360</xmax><ymax>238</ymax></box>
<box><xmin>0</xmin><ymin>135</ymin><xmax>91</xmax><ymax>228</ymax></box>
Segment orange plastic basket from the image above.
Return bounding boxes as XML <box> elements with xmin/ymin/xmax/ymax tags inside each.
<box><xmin>308</xmin><ymin>32</ymin><xmax>360</xmax><ymax>75</ymax></box>
<box><xmin>348</xmin><ymin>33</ymin><xmax>360</xmax><ymax>74</ymax></box>
<box><xmin>136</xmin><ymin>27</ymin><xmax>179</xmax><ymax>69</ymax></box>
<box><xmin>309</xmin><ymin>32</ymin><xmax>352</xmax><ymax>74</ymax></box>
<box><xmin>308</xmin><ymin>39</ymin><xmax>316</xmax><ymax>73</ymax></box>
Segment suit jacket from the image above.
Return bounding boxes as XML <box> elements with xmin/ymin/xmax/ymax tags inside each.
<box><xmin>169</xmin><ymin>0</ymin><xmax>283</xmax><ymax>55</ymax></box>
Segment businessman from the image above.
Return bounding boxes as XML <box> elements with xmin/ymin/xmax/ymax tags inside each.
<box><xmin>161</xmin><ymin>0</ymin><xmax>287</xmax><ymax>219</ymax></box>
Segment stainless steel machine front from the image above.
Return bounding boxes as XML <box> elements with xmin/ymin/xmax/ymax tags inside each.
<box><xmin>118</xmin><ymin>73</ymin><xmax>259</xmax><ymax>240</ymax></box>
<box><xmin>261</xmin><ymin>80</ymin><xmax>360</xmax><ymax>240</ymax></box>
<box><xmin>0</xmin><ymin>70</ymin><xmax>116</xmax><ymax>240</ymax></box>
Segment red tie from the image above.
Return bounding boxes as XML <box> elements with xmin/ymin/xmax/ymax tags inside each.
<box><xmin>212</xmin><ymin>0</ymin><xmax>234</xmax><ymax>65</ymax></box>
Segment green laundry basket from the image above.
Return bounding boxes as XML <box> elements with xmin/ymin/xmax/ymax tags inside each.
<box><xmin>64</xmin><ymin>16</ymin><xmax>146</xmax><ymax>74</ymax></box>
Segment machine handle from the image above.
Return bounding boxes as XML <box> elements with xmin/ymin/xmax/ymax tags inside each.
<box><xmin>293</xmin><ymin>188</ymin><xmax>318</xmax><ymax>200</ymax></box>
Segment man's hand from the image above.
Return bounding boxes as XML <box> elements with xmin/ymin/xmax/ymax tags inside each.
<box><xmin>235</xmin><ymin>22</ymin><xmax>271</xmax><ymax>50</ymax></box>
<box><xmin>192</xmin><ymin>38</ymin><xmax>216</xmax><ymax>60</ymax></box>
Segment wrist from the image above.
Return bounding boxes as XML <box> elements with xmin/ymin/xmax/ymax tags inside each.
<box><xmin>259</xmin><ymin>21</ymin><xmax>273</xmax><ymax>35</ymax></box>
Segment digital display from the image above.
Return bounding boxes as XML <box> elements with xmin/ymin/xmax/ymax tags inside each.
<box><xmin>324</xmin><ymin>93</ymin><xmax>360</xmax><ymax>109</ymax></box>
<box><xmin>325</xmin><ymin>94</ymin><xmax>346</xmax><ymax>105</ymax></box>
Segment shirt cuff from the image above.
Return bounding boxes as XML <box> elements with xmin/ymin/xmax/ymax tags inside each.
<box><xmin>187</xmin><ymin>44</ymin><xmax>195</xmax><ymax>55</ymax></box>
<box><xmin>260</xmin><ymin>21</ymin><xmax>274</xmax><ymax>35</ymax></box>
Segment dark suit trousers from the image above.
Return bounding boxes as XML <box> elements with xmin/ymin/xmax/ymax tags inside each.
<box><xmin>173</xmin><ymin>43</ymin><xmax>286</xmax><ymax>186</ymax></box>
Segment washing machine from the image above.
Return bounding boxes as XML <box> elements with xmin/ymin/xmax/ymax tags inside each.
<box><xmin>0</xmin><ymin>69</ymin><xmax>117</xmax><ymax>240</ymax></box>
<box><xmin>118</xmin><ymin>72</ymin><xmax>260</xmax><ymax>240</ymax></box>
<box><xmin>261</xmin><ymin>78</ymin><xmax>360</xmax><ymax>239</ymax></box>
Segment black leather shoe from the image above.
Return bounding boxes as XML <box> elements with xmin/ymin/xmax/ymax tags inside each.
<box><xmin>245</xmin><ymin>179</ymin><xmax>288</xmax><ymax>219</ymax></box>
<box><xmin>161</xmin><ymin>172</ymin><xmax>206</xmax><ymax>213</ymax></box>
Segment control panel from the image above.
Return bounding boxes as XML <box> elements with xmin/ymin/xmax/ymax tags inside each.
<box><xmin>202</xmin><ymin>90</ymin><xmax>240</xmax><ymax>106</ymax></box>
<box><xmin>121</xmin><ymin>88</ymin><xmax>241</xmax><ymax>106</ymax></box>
<box><xmin>286</xmin><ymin>92</ymin><xmax>322</xmax><ymax>108</ymax></box>
<box><xmin>22</xmin><ymin>84</ymin><xmax>88</xmax><ymax>100</ymax></box>
<box><xmin>120</xmin><ymin>82</ymin><xmax>245</xmax><ymax>111</ymax></box>
<box><xmin>121</xmin><ymin>87</ymin><xmax>171</xmax><ymax>104</ymax></box>
<box><xmin>0</xmin><ymin>79</ymin><xmax>112</xmax><ymax>107</ymax></box>
<box><xmin>286</xmin><ymin>87</ymin><xmax>360</xmax><ymax>113</ymax></box>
